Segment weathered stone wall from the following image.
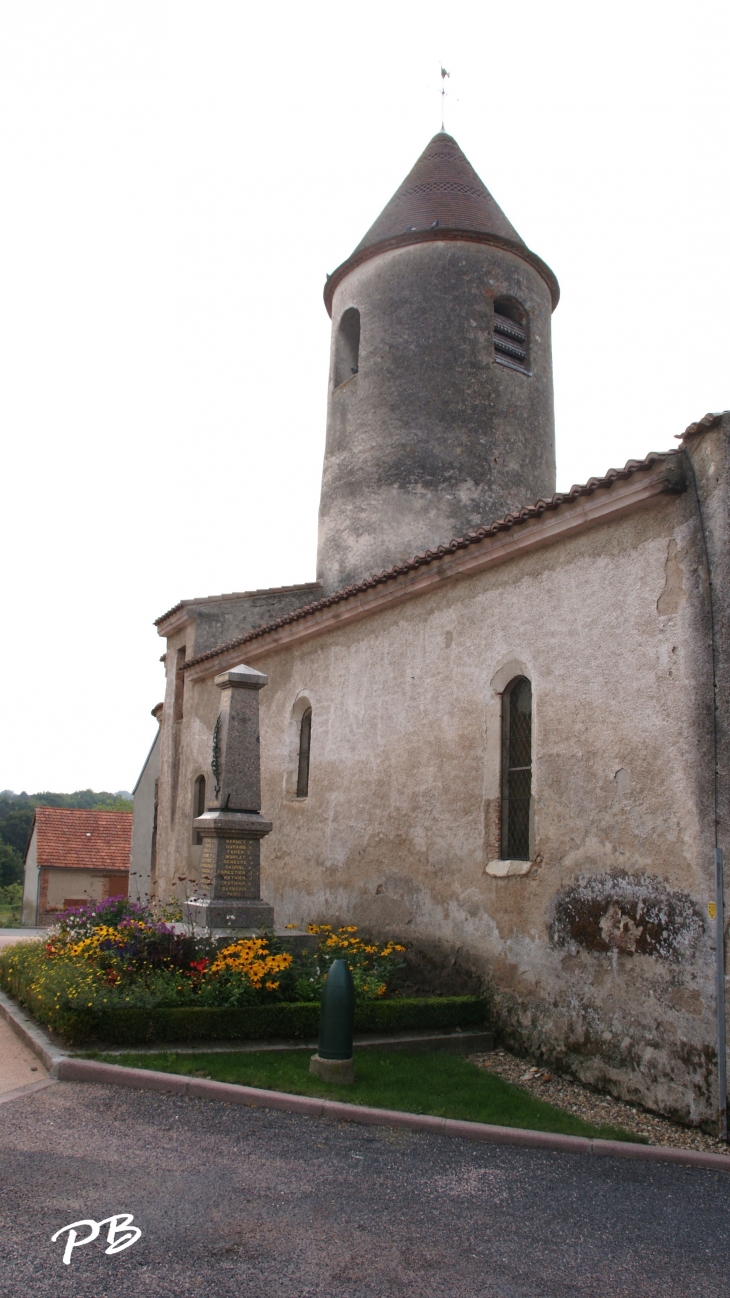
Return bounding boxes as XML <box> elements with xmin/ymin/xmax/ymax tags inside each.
<box><xmin>168</xmin><ymin>584</ymin><xmax>323</xmax><ymax>659</ymax></box>
<box><xmin>317</xmin><ymin>241</ymin><xmax>555</xmax><ymax>593</ymax></box>
<box><xmin>154</xmin><ymin>473</ymin><xmax>724</xmax><ymax>1124</ymax></box>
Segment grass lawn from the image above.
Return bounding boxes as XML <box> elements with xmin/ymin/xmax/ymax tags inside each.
<box><xmin>94</xmin><ymin>1048</ymin><xmax>644</xmax><ymax>1143</ymax></box>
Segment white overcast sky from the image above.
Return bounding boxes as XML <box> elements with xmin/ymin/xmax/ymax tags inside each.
<box><xmin>1</xmin><ymin>1</ymin><xmax>728</xmax><ymax>795</ymax></box>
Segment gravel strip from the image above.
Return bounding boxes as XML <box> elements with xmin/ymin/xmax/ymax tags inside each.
<box><xmin>470</xmin><ymin>1048</ymin><xmax>730</xmax><ymax>1156</ymax></box>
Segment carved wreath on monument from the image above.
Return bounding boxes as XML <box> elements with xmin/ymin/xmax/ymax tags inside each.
<box><xmin>211</xmin><ymin>713</ymin><xmax>222</xmax><ymax>799</ymax></box>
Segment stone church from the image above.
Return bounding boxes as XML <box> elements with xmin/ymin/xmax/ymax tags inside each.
<box><xmin>132</xmin><ymin>132</ymin><xmax>730</xmax><ymax>1127</ymax></box>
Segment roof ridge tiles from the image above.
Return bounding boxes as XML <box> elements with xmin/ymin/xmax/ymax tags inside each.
<box><xmin>182</xmin><ymin>449</ymin><xmax>678</xmax><ymax>672</ymax></box>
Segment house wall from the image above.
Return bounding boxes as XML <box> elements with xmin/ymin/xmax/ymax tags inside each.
<box><xmin>37</xmin><ymin>868</ymin><xmax>128</xmax><ymax>920</ymax></box>
<box><xmin>21</xmin><ymin>826</ymin><xmax>39</xmax><ymax>925</ymax></box>
<box><xmin>154</xmin><ymin>474</ymin><xmax>723</xmax><ymax>1124</ymax></box>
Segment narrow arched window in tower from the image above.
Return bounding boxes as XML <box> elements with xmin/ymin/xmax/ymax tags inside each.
<box><xmin>296</xmin><ymin>707</ymin><xmax>312</xmax><ymax>798</ymax></box>
<box><xmin>501</xmin><ymin>677</ymin><xmax>532</xmax><ymax>860</ymax></box>
<box><xmin>493</xmin><ymin>300</ymin><xmax>529</xmax><ymax>374</ymax></box>
<box><xmin>333</xmin><ymin>307</ymin><xmax>360</xmax><ymax>388</ymax></box>
<box><xmin>192</xmin><ymin>774</ymin><xmax>206</xmax><ymax>845</ymax></box>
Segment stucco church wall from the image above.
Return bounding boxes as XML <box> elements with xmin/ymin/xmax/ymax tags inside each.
<box><xmin>272</xmin><ymin>495</ymin><xmax>715</xmax><ymax>1123</ymax></box>
<box><xmin>154</xmin><ymin>584</ymin><xmax>324</xmax><ymax>896</ymax></box>
<box><xmin>155</xmin><ymin>488</ymin><xmax>718</xmax><ymax>1124</ymax></box>
<box><xmin>129</xmin><ymin>729</ymin><xmax>160</xmax><ymax>904</ymax></box>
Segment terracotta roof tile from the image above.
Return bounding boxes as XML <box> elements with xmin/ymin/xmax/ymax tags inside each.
<box><xmin>33</xmin><ymin>808</ymin><xmax>132</xmax><ymax>872</ymax></box>
<box><xmin>678</xmin><ymin>411</ymin><xmax>726</xmax><ymax>439</ymax></box>
<box><xmin>184</xmin><ymin>449</ymin><xmax>680</xmax><ymax>671</ymax></box>
<box><xmin>155</xmin><ymin>600</ymin><xmax>185</xmax><ymax>626</ymax></box>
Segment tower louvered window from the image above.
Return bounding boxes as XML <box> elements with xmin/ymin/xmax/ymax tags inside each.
<box><xmin>501</xmin><ymin>677</ymin><xmax>532</xmax><ymax>860</ymax></box>
<box><xmin>493</xmin><ymin>301</ymin><xmax>529</xmax><ymax>374</ymax></box>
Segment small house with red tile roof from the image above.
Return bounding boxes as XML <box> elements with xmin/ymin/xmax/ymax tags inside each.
<box><xmin>136</xmin><ymin>130</ymin><xmax>730</xmax><ymax>1131</ymax></box>
<box><xmin>21</xmin><ymin>807</ymin><xmax>132</xmax><ymax>925</ymax></box>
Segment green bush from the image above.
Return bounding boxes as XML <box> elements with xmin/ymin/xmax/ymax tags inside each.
<box><xmin>0</xmin><ymin>880</ymin><xmax>23</xmax><ymax>926</ymax></box>
<box><xmin>0</xmin><ymin>882</ymin><xmax>23</xmax><ymax>908</ymax></box>
<box><xmin>51</xmin><ymin>996</ymin><xmax>487</xmax><ymax>1047</ymax></box>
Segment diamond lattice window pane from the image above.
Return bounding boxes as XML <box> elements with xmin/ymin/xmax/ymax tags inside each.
<box><xmin>506</xmin><ymin>679</ymin><xmax>532</xmax><ymax>859</ymax></box>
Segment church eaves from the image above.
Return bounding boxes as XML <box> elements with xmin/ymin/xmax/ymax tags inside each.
<box><xmin>324</xmin><ymin>132</ymin><xmax>560</xmax><ymax>314</ymax></box>
<box><xmin>182</xmin><ymin>449</ymin><xmax>684</xmax><ymax>674</ymax></box>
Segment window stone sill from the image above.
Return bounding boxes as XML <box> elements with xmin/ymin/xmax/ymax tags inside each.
<box><xmin>486</xmin><ymin>859</ymin><xmax>532</xmax><ymax>878</ymax></box>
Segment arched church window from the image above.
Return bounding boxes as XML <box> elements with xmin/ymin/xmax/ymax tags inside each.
<box><xmin>334</xmin><ymin>308</ymin><xmax>360</xmax><ymax>388</ymax></box>
<box><xmin>192</xmin><ymin>774</ymin><xmax>206</xmax><ymax>845</ymax></box>
<box><xmin>296</xmin><ymin>707</ymin><xmax>312</xmax><ymax>798</ymax></box>
<box><xmin>501</xmin><ymin>677</ymin><xmax>532</xmax><ymax>860</ymax></box>
<box><xmin>493</xmin><ymin>300</ymin><xmax>529</xmax><ymax>374</ymax></box>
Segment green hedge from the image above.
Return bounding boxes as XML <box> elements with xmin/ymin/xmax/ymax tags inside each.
<box><xmin>40</xmin><ymin>996</ymin><xmax>488</xmax><ymax>1047</ymax></box>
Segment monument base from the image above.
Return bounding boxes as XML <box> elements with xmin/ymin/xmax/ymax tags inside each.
<box><xmin>184</xmin><ymin>897</ymin><xmax>274</xmax><ymax>932</ymax></box>
<box><xmin>309</xmin><ymin>1053</ymin><xmax>355</xmax><ymax>1084</ymax></box>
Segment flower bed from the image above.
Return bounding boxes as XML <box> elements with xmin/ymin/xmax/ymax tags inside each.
<box><xmin>0</xmin><ymin>898</ymin><xmax>487</xmax><ymax>1045</ymax></box>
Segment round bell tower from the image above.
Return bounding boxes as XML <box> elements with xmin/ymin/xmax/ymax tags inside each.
<box><xmin>316</xmin><ymin>132</ymin><xmax>559</xmax><ymax>594</ymax></box>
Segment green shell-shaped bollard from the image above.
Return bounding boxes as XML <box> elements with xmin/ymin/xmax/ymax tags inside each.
<box><xmin>318</xmin><ymin>958</ymin><xmax>355</xmax><ymax>1060</ymax></box>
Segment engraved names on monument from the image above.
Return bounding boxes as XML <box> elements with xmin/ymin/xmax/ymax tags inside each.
<box><xmin>220</xmin><ymin>838</ymin><xmax>258</xmax><ymax>897</ymax></box>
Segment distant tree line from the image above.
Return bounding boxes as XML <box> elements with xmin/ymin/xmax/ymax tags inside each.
<box><xmin>0</xmin><ymin>790</ymin><xmax>133</xmax><ymax>888</ymax></box>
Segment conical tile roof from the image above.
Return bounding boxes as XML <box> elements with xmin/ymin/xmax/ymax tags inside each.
<box><xmin>324</xmin><ymin>132</ymin><xmax>558</xmax><ymax>314</ymax></box>
<box><xmin>354</xmin><ymin>132</ymin><xmax>523</xmax><ymax>252</ymax></box>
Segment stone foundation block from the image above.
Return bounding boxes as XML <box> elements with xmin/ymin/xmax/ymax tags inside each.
<box><xmin>309</xmin><ymin>1053</ymin><xmax>355</xmax><ymax>1084</ymax></box>
<box><xmin>185</xmin><ymin>897</ymin><xmax>274</xmax><ymax>932</ymax></box>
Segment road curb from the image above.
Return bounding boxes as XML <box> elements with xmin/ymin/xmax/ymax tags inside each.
<box><xmin>0</xmin><ymin>988</ymin><xmax>68</xmax><ymax>1076</ymax></box>
<box><xmin>56</xmin><ymin>1056</ymin><xmax>730</xmax><ymax>1173</ymax></box>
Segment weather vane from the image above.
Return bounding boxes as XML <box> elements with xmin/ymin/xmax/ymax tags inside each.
<box><xmin>440</xmin><ymin>65</ymin><xmax>450</xmax><ymax>132</ymax></box>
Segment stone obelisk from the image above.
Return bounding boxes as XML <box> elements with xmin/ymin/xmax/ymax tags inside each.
<box><xmin>186</xmin><ymin>664</ymin><xmax>274</xmax><ymax>933</ymax></box>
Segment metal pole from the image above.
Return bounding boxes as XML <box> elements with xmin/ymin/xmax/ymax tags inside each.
<box><xmin>715</xmin><ymin>847</ymin><xmax>727</xmax><ymax>1142</ymax></box>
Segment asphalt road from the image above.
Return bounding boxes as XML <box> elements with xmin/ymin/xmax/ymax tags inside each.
<box><xmin>1</xmin><ymin>1081</ymin><xmax>729</xmax><ymax>1298</ymax></box>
